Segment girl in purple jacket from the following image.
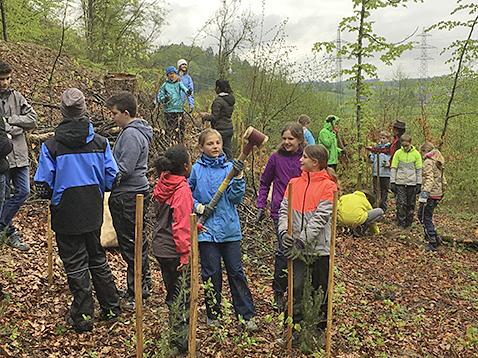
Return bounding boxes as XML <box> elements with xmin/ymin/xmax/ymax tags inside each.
<box><xmin>255</xmin><ymin>122</ymin><xmax>304</xmax><ymax>310</ymax></box>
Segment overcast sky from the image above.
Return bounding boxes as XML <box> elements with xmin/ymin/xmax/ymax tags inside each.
<box><xmin>158</xmin><ymin>0</ymin><xmax>474</xmax><ymax>80</ymax></box>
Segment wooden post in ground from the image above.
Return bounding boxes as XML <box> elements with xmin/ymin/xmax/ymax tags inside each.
<box><xmin>134</xmin><ymin>194</ymin><xmax>144</xmax><ymax>358</ymax></box>
<box><xmin>375</xmin><ymin>153</ymin><xmax>381</xmax><ymax>207</ymax></box>
<box><xmin>188</xmin><ymin>214</ymin><xmax>199</xmax><ymax>358</ymax></box>
<box><xmin>47</xmin><ymin>206</ymin><xmax>53</xmax><ymax>286</ymax></box>
<box><xmin>326</xmin><ymin>191</ymin><xmax>339</xmax><ymax>358</ymax></box>
<box><xmin>286</xmin><ymin>183</ymin><xmax>294</xmax><ymax>353</ymax></box>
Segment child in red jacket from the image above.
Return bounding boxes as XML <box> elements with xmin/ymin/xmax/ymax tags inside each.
<box><xmin>152</xmin><ymin>144</ymin><xmax>193</xmax><ymax>354</ymax></box>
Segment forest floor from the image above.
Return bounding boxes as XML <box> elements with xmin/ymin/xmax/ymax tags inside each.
<box><xmin>1</xmin><ymin>196</ymin><xmax>478</xmax><ymax>358</ymax></box>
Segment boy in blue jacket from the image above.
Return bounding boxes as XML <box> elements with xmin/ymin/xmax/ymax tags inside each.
<box><xmin>34</xmin><ymin>88</ymin><xmax>121</xmax><ymax>332</ymax></box>
<box><xmin>188</xmin><ymin>128</ymin><xmax>257</xmax><ymax>331</ymax></box>
<box><xmin>156</xmin><ymin>66</ymin><xmax>191</xmax><ymax>144</ymax></box>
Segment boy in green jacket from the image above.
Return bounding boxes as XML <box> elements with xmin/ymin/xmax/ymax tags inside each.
<box><xmin>390</xmin><ymin>134</ymin><xmax>422</xmax><ymax>228</ymax></box>
<box><xmin>318</xmin><ymin>115</ymin><xmax>342</xmax><ymax>170</ymax></box>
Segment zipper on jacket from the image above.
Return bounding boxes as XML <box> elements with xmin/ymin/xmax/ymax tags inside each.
<box><xmin>300</xmin><ymin>172</ymin><xmax>311</xmax><ymax>233</ymax></box>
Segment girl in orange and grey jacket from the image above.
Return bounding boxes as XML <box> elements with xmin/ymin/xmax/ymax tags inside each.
<box><xmin>278</xmin><ymin>144</ymin><xmax>338</xmax><ymax>334</ymax></box>
<box><xmin>152</xmin><ymin>144</ymin><xmax>193</xmax><ymax>354</ymax></box>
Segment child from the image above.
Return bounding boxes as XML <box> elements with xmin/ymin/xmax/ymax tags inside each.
<box><xmin>337</xmin><ymin>190</ymin><xmax>384</xmax><ymax>236</ymax></box>
<box><xmin>390</xmin><ymin>134</ymin><xmax>422</xmax><ymax>228</ymax></box>
<box><xmin>0</xmin><ymin>59</ymin><xmax>37</xmax><ymax>251</ymax></box>
<box><xmin>156</xmin><ymin>66</ymin><xmax>191</xmax><ymax>144</ymax></box>
<box><xmin>152</xmin><ymin>144</ymin><xmax>193</xmax><ymax>353</ymax></box>
<box><xmin>199</xmin><ymin>79</ymin><xmax>235</xmax><ymax>159</ymax></box>
<box><xmin>106</xmin><ymin>91</ymin><xmax>153</xmax><ymax>310</ymax></box>
<box><xmin>318</xmin><ymin>115</ymin><xmax>342</xmax><ymax>170</ymax></box>
<box><xmin>255</xmin><ymin>122</ymin><xmax>304</xmax><ymax>310</ymax></box>
<box><xmin>34</xmin><ymin>88</ymin><xmax>121</xmax><ymax>332</ymax></box>
<box><xmin>278</xmin><ymin>144</ymin><xmax>338</xmax><ymax>336</ymax></box>
<box><xmin>418</xmin><ymin>142</ymin><xmax>446</xmax><ymax>251</ymax></box>
<box><xmin>297</xmin><ymin>114</ymin><xmax>316</xmax><ymax>145</ymax></box>
<box><xmin>188</xmin><ymin>128</ymin><xmax>257</xmax><ymax>331</ymax></box>
<box><xmin>177</xmin><ymin>59</ymin><xmax>195</xmax><ymax>112</ymax></box>
<box><xmin>368</xmin><ymin>131</ymin><xmax>391</xmax><ymax>211</ymax></box>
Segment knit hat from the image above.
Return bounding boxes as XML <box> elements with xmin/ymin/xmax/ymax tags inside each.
<box><xmin>60</xmin><ymin>88</ymin><xmax>86</xmax><ymax>119</ymax></box>
<box><xmin>393</xmin><ymin>120</ymin><xmax>406</xmax><ymax>130</ymax></box>
<box><xmin>177</xmin><ymin>59</ymin><xmax>188</xmax><ymax>68</ymax></box>
<box><xmin>166</xmin><ymin>66</ymin><xmax>178</xmax><ymax>75</ymax></box>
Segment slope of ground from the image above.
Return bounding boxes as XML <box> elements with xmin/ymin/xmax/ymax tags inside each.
<box><xmin>1</xmin><ymin>200</ymin><xmax>477</xmax><ymax>357</ymax></box>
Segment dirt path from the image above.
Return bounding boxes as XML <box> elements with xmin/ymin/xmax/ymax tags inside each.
<box><xmin>1</xmin><ymin>202</ymin><xmax>477</xmax><ymax>357</ymax></box>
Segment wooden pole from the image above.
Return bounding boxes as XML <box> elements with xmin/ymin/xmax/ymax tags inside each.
<box><xmin>47</xmin><ymin>206</ymin><xmax>53</xmax><ymax>286</ymax></box>
<box><xmin>0</xmin><ymin>0</ymin><xmax>7</xmax><ymax>42</ymax></box>
<box><xmin>134</xmin><ymin>194</ymin><xmax>144</xmax><ymax>358</ymax></box>
<box><xmin>286</xmin><ymin>183</ymin><xmax>294</xmax><ymax>353</ymax></box>
<box><xmin>188</xmin><ymin>214</ymin><xmax>199</xmax><ymax>358</ymax></box>
<box><xmin>326</xmin><ymin>191</ymin><xmax>339</xmax><ymax>358</ymax></box>
<box><xmin>376</xmin><ymin>153</ymin><xmax>381</xmax><ymax>207</ymax></box>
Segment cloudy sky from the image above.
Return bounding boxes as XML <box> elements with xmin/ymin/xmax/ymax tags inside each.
<box><xmin>158</xmin><ymin>0</ymin><xmax>474</xmax><ymax>80</ymax></box>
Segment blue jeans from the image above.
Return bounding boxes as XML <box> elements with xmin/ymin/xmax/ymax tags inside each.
<box><xmin>0</xmin><ymin>166</ymin><xmax>30</xmax><ymax>235</ymax></box>
<box><xmin>418</xmin><ymin>199</ymin><xmax>439</xmax><ymax>243</ymax></box>
<box><xmin>199</xmin><ymin>241</ymin><xmax>255</xmax><ymax>320</ymax></box>
<box><xmin>0</xmin><ymin>173</ymin><xmax>7</xmax><ymax>215</ymax></box>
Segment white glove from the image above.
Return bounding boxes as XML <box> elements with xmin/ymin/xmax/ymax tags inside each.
<box><xmin>196</xmin><ymin>203</ymin><xmax>205</xmax><ymax>214</ymax></box>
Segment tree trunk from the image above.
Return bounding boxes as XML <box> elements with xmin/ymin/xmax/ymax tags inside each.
<box><xmin>439</xmin><ymin>14</ymin><xmax>478</xmax><ymax>149</ymax></box>
<box><xmin>354</xmin><ymin>1</ymin><xmax>366</xmax><ymax>189</ymax></box>
<box><xmin>0</xmin><ymin>0</ymin><xmax>7</xmax><ymax>41</ymax></box>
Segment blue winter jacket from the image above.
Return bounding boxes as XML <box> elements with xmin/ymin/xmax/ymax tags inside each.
<box><xmin>188</xmin><ymin>154</ymin><xmax>245</xmax><ymax>243</ymax></box>
<box><xmin>34</xmin><ymin>117</ymin><xmax>118</xmax><ymax>234</ymax></box>
<box><xmin>179</xmin><ymin>73</ymin><xmax>194</xmax><ymax>110</ymax></box>
<box><xmin>156</xmin><ymin>79</ymin><xmax>189</xmax><ymax>113</ymax></box>
<box><xmin>303</xmin><ymin>128</ymin><xmax>316</xmax><ymax>145</ymax></box>
<box><xmin>368</xmin><ymin>143</ymin><xmax>391</xmax><ymax>177</ymax></box>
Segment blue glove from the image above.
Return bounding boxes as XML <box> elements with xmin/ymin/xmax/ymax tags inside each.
<box><xmin>418</xmin><ymin>191</ymin><xmax>429</xmax><ymax>203</ymax></box>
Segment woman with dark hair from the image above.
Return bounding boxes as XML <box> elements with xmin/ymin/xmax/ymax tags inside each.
<box><xmin>199</xmin><ymin>79</ymin><xmax>235</xmax><ymax>159</ymax></box>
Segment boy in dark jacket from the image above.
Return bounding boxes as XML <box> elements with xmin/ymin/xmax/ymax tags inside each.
<box><xmin>106</xmin><ymin>91</ymin><xmax>153</xmax><ymax>310</ymax></box>
<box><xmin>0</xmin><ymin>60</ymin><xmax>37</xmax><ymax>251</ymax></box>
<box><xmin>34</xmin><ymin>88</ymin><xmax>121</xmax><ymax>333</ymax></box>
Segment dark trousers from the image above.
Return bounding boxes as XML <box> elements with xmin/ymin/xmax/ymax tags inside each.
<box><xmin>217</xmin><ymin>128</ymin><xmax>234</xmax><ymax>160</ymax></box>
<box><xmin>395</xmin><ymin>185</ymin><xmax>417</xmax><ymax>228</ymax></box>
<box><xmin>418</xmin><ymin>199</ymin><xmax>439</xmax><ymax>243</ymax></box>
<box><xmin>164</xmin><ymin>112</ymin><xmax>185</xmax><ymax>144</ymax></box>
<box><xmin>372</xmin><ymin>176</ymin><xmax>390</xmax><ymax>211</ymax></box>
<box><xmin>56</xmin><ymin>230</ymin><xmax>120</xmax><ymax>325</ymax></box>
<box><xmin>0</xmin><ymin>166</ymin><xmax>30</xmax><ymax>235</ymax></box>
<box><xmin>272</xmin><ymin>219</ymin><xmax>287</xmax><ymax>295</ymax></box>
<box><xmin>292</xmin><ymin>256</ymin><xmax>329</xmax><ymax>330</ymax></box>
<box><xmin>157</xmin><ymin>257</ymin><xmax>190</xmax><ymax>350</ymax></box>
<box><xmin>109</xmin><ymin>191</ymin><xmax>151</xmax><ymax>298</ymax></box>
<box><xmin>199</xmin><ymin>241</ymin><xmax>255</xmax><ymax>320</ymax></box>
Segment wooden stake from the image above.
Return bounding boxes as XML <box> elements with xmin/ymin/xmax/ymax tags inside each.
<box><xmin>188</xmin><ymin>214</ymin><xmax>199</xmax><ymax>358</ymax></box>
<box><xmin>134</xmin><ymin>194</ymin><xmax>144</xmax><ymax>358</ymax></box>
<box><xmin>326</xmin><ymin>191</ymin><xmax>339</xmax><ymax>358</ymax></box>
<box><xmin>47</xmin><ymin>206</ymin><xmax>53</xmax><ymax>286</ymax></box>
<box><xmin>286</xmin><ymin>183</ymin><xmax>294</xmax><ymax>353</ymax></box>
<box><xmin>375</xmin><ymin>153</ymin><xmax>381</xmax><ymax>207</ymax></box>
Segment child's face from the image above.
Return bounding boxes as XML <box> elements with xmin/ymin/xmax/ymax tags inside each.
<box><xmin>167</xmin><ymin>72</ymin><xmax>177</xmax><ymax>81</ymax></box>
<box><xmin>201</xmin><ymin>134</ymin><xmax>223</xmax><ymax>158</ymax></box>
<box><xmin>379</xmin><ymin>135</ymin><xmax>388</xmax><ymax>144</ymax></box>
<box><xmin>0</xmin><ymin>73</ymin><xmax>12</xmax><ymax>92</ymax></box>
<box><xmin>183</xmin><ymin>157</ymin><xmax>192</xmax><ymax>178</ymax></box>
<box><xmin>402</xmin><ymin>140</ymin><xmax>412</xmax><ymax>151</ymax></box>
<box><xmin>282</xmin><ymin>130</ymin><xmax>301</xmax><ymax>153</ymax></box>
<box><xmin>110</xmin><ymin>105</ymin><xmax>131</xmax><ymax>128</ymax></box>
<box><xmin>300</xmin><ymin>152</ymin><xmax>319</xmax><ymax>172</ymax></box>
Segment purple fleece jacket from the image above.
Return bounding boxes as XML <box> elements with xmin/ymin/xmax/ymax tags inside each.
<box><xmin>257</xmin><ymin>149</ymin><xmax>302</xmax><ymax>220</ymax></box>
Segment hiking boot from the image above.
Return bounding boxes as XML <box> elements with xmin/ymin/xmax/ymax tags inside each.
<box><xmin>65</xmin><ymin>312</ymin><xmax>93</xmax><ymax>333</ymax></box>
<box><xmin>99</xmin><ymin>307</ymin><xmax>122</xmax><ymax>321</ymax></box>
<box><xmin>124</xmin><ymin>296</ymin><xmax>135</xmax><ymax>311</ymax></box>
<box><xmin>426</xmin><ymin>242</ymin><xmax>437</xmax><ymax>252</ymax></box>
<box><xmin>244</xmin><ymin>318</ymin><xmax>259</xmax><ymax>332</ymax></box>
<box><xmin>7</xmin><ymin>232</ymin><xmax>30</xmax><ymax>251</ymax></box>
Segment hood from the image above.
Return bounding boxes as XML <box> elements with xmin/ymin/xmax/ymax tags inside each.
<box><xmin>219</xmin><ymin>93</ymin><xmax>235</xmax><ymax>106</ymax></box>
<box><xmin>425</xmin><ymin>149</ymin><xmax>445</xmax><ymax>167</ymax></box>
<box><xmin>323</xmin><ymin>121</ymin><xmax>334</xmax><ymax>131</ymax></box>
<box><xmin>54</xmin><ymin>115</ymin><xmax>93</xmax><ymax>148</ymax></box>
<box><xmin>125</xmin><ymin>119</ymin><xmax>153</xmax><ymax>144</ymax></box>
<box><xmin>154</xmin><ymin>173</ymin><xmax>187</xmax><ymax>202</ymax></box>
<box><xmin>401</xmin><ymin>145</ymin><xmax>416</xmax><ymax>153</ymax></box>
<box><xmin>300</xmin><ymin>168</ymin><xmax>333</xmax><ymax>182</ymax></box>
<box><xmin>197</xmin><ymin>153</ymin><xmax>227</xmax><ymax>168</ymax></box>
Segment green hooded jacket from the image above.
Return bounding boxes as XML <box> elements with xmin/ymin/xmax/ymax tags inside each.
<box><xmin>318</xmin><ymin>119</ymin><xmax>342</xmax><ymax>165</ymax></box>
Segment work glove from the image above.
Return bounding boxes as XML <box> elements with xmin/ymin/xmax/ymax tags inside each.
<box><xmin>282</xmin><ymin>233</ymin><xmax>303</xmax><ymax>260</ymax></box>
<box><xmin>35</xmin><ymin>182</ymin><xmax>53</xmax><ymax>200</ymax></box>
<box><xmin>415</xmin><ymin>184</ymin><xmax>422</xmax><ymax>195</ymax></box>
<box><xmin>232</xmin><ymin>159</ymin><xmax>244</xmax><ymax>178</ymax></box>
<box><xmin>418</xmin><ymin>191</ymin><xmax>429</xmax><ymax>203</ymax></box>
<box><xmin>187</xmin><ymin>89</ymin><xmax>192</xmax><ymax>96</ymax></box>
<box><xmin>196</xmin><ymin>203</ymin><xmax>213</xmax><ymax>218</ymax></box>
<box><xmin>390</xmin><ymin>183</ymin><xmax>397</xmax><ymax>194</ymax></box>
<box><xmin>255</xmin><ymin>208</ymin><xmax>265</xmax><ymax>224</ymax></box>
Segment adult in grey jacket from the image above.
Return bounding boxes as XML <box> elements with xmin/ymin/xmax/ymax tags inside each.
<box><xmin>105</xmin><ymin>91</ymin><xmax>153</xmax><ymax>310</ymax></box>
<box><xmin>199</xmin><ymin>79</ymin><xmax>235</xmax><ymax>159</ymax></box>
<box><xmin>0</xmin><ymin>60</ymin><xmax>37</xmax><ymax>251</ymax></box>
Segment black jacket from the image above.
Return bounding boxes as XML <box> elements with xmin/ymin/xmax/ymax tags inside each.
<box><xmin>204</xmin><ymin>93</ymin><xmax>235</xmax><ymax>131</ymax></box>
